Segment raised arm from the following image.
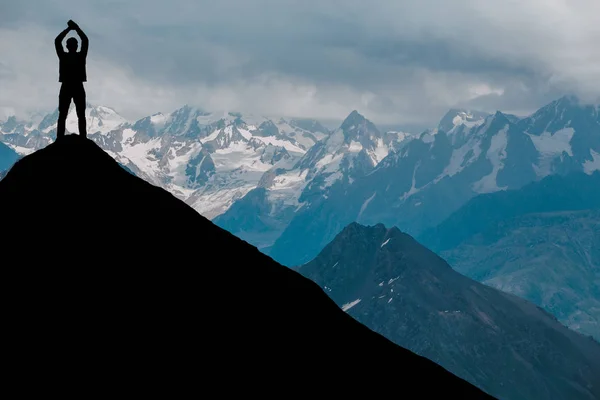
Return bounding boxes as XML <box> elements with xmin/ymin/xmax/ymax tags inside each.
<box><xmin>72</xmin><ymin>23</ymin><xmax>89</xmax><ymax>57</ymax></box>
<box><xmin>54</xmin><ymin>27</ymin><xmax>71</xmax><ymax>57</ymax></box>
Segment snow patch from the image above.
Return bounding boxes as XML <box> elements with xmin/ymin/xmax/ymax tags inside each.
<box><xmin>357</xmin><ymin>192</ymin><xmax>376</xmax><ymax>219</ymax></box>
<box><xmin>368</xmin><ymin>138</ymin><xmax>390</xmax><ymax>165</ymax></box>
<box><xmin>583</xmin><ymin>149</ymin><xmax>600</xmax><ymax>174</ymax></box>
<box><xmin>381</xmin><ymin>238</ymin><xmax>391</xmax><ymax>248</ymax></box>
<box><xmin>401</xmin><ymin>162</ymin><xmax>420</xmax><ymax>200</ymax></box>
<box><xmin>341</xmin><ymin>299</ymin><xmax>361</xmax><ymax>312</ymax></box>
<box><xmin>252</xmin><ymin>135</ymin><xmax>305</xmax><ymax>154</ymax></box>
<box><xmin>441</xmin><ymin>140</ymin><xmax>482</xmax><ymax>178</ymax></box>
<box><xmin>527</xmin><ymin>128</ymin><xmax>574</xmax><ymax>156</ymax></box>
<box><xmin>472</xmin><ymin>126</ymin><xmax>509</xmax><ymax>193</ymax></box>
<box><xmin>6</xmin><ymin>144</ymin><xmax>35</xmax><ymax>155</ymax></box>
<box><xmin>348</xmin><ymin>140</ymin><xmax>363</xmax><ymax>152</ymax></box>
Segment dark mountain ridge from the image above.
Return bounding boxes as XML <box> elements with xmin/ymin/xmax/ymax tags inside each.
<box><xmin>0</xmin><ymin>135</ymin><xmax>493</xmax><ymax>397</ymax></box>
<box><xmin>298</xmin><ymin>222</ymin><xmax>600</xmax><ymax>400</ymax></box>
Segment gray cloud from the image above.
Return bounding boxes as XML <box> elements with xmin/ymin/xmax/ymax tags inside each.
<box><xmin>1</xmin><ymin>0</ymin><xmax>600</xmax><ymax>128</ymax></box>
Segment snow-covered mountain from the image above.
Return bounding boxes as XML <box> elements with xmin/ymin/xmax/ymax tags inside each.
<box><xmin>268</xmin><ymin>95</ymin><xmax>600</xmax><ymax>267</ymax></box>
<box><xmin>213</xmin><ymin>110</ymin><xmax>410</xmax><ymax>249</ymax></box>
<box><xmin>0</xmin><ymin>104</ymin><xmax>331</xmax><ymax>219</ymax></box>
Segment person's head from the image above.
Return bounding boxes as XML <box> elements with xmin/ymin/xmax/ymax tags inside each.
<box><xmin>66</xmin><ymin>37</ymin><xmax>78</xmax><ymax>52</ymax></box>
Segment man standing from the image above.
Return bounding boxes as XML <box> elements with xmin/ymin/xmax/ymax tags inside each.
<box><xmin>54</xmin><ymin>20</ymin><xmax>89</xmax><ymax>140</ymax></box>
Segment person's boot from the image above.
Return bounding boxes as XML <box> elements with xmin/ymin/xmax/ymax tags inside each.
<box><xmin>78</xmin><ymin>119</ymin><xmax>87</xmax><ymax>140</ymax></box>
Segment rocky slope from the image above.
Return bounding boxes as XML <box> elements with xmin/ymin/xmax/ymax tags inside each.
<box><xmin>297</xmin><ymin>222</ymin><xmax>600</xmax><ymax>400</ymax></box>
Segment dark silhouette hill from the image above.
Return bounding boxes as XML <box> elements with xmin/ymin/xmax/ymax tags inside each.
<box><xmin>0</xmin><ymin>135</ymin><xmax>494</xmax><ymax>398</ymax></box>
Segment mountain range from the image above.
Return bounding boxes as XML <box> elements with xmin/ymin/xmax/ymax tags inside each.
<box><xmin>268</xmin><ymin>95</ymin><xmax>600</xmax><ymax>268</ymax></box>
<box><xmin>2</xmin><ymin>94</ymin><xmax>599</xmax><ymax>341</ymax></box>
<box><xmin>0</xmin><ymin>103</ymin><xmax>335</xmax><ymax>219</ymax></box>
<box><xmin>0</xmin><ymin>135</ymin><xmax>494</xmax><ymax>398</ymax></box>
<box><xmin>297</xmin><ymin>222</ymin><xmax>600</xmax><ymax>400</ymax></box>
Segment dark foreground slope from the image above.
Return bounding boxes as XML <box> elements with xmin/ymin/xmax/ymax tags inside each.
<box><xmin>297</xmin><ymin>223</ymin><xmax>600</xmax><ymax>400</ymax></box>
<box><xmin>0</xmin><ymin>135</ymin><xmax>493</xmax><ymax>398</ymax></box>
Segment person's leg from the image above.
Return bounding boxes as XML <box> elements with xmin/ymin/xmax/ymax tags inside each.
<box><xmin>74</xmin><ymin>82</ymin><xmax>87</xmax><ymax>138</ymax></box>
<box><xmin>57</xmin><ymin>83</ymin><xmax>71</xmax><ymax>140</ymax></box>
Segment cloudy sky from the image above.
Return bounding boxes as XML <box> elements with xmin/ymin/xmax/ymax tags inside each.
<box><xmin>2</xmin><ymin>0</ymin><xmax>600</xmax><ymax>129</ymax></box>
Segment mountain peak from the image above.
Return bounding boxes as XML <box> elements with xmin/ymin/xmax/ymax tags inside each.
<box><xmin>328</xmin><ymin>222</ymin><xmax>420</xmax><ymax>260</ymax></box>
<box><xmin>438</xmin><ymin>109</ymin><xmax>490</xmax><ymax>132</ymax></box>
<box><xmin>340</xmin><ymin>110</ymin><xmax>370</xmax><ymax>131</ymax></box>
<box><xmin>337</xmin><ymin>110</ymin><xmax>381</xmax><ymax>145</ymax></box>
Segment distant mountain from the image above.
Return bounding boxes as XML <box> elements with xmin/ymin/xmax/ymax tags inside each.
<box><xmin>297</xmin><ymin>222</ymin><xmax>600</xmax><ymax>400</ymax></box>
<box><xmin>418</xmin><ymin>171</ymin><xmax>600</xmax><ymax>340</ymax></box>
<box><xmin>0</xmin><ymin>141</ymin><xmax>19</xmax><ymax>172</ymax></box>
<box><xmin>0</xmin><ymin>135</ymin><xmax>494</xmax><ymax>398</ymax></box>
<box><xmin>213</xmin><ymin>110</ymin><xmax>409</xmax><ymax>250</ymax></box>
<box><xmin>269</xmin><ymin>96</ymin><xmax>600</xmax><ymax>267</ymax></box>
<box><xmin>419</xmin><ymin>171</ymin><xmax>600</xmax><ymax>251</ymax></box>
<box><xmin>437</xmin><ymin>108</ymin><xmax>491</xmax><ymax>132</ymax></box>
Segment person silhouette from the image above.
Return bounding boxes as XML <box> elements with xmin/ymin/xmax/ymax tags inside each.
<box><xmin>55</xmin><ymin>20</ymin><xmax>89</xmax><ymax>140</ymax></box>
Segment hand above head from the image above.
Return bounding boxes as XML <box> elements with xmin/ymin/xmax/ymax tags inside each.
<box><xmin>67</xmin><ymin>20</ymin><xmax>79</xmax><ymax>29</ymax></box>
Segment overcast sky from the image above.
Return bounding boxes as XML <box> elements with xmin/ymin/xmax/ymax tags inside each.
<box><xmin>2</xmin><ymin>0</ymin><xmax>600</xmax><ymax>129</ymax></box>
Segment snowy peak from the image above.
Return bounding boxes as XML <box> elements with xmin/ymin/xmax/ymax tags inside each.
<box><xmin>130</xmin><ymin>113</ymin><xmax>166</xmax><ymax>141</ymax></box>
<box><xmin>518</xmin><ymin>95</ymin><xmax>592</xmax><ymax>136</ymax></box>
<box><xmin>161</xmin><ymin>105</ymin><xmax>210</xmax><ymax>138</ymax></box>
<box><xmin>517</xmin><ymin>95</ymin><xmax>600</xmax><ymax>170</ymax></box>
<box><xmin>438</xmin><ymin>108</ymin><xmax>490</xmax><ymax>133</ymax></box>
<box><xmin>255</xmin><ymin>120</ymin><xmax>280</xmax><ymax>137</ymax></box>
<box><xmin>210</xmin><ymin>125</ymin><xmax>249</xmax><ymax>149</ymax></box>
<box><xmin>339</xmin><ymin>110</ymin><xmax>381</xmax><ymax>145</ymax></box>
<box><xmin>293</xmin><ymin>111</ymin><xmax>396</xmax><ymax>193</ymax></box>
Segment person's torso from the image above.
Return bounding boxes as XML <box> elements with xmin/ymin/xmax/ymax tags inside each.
<box><xmin>59</xmin><ymin>52</ymin><xmax>87</xmax><ymax>82</ymax></box>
